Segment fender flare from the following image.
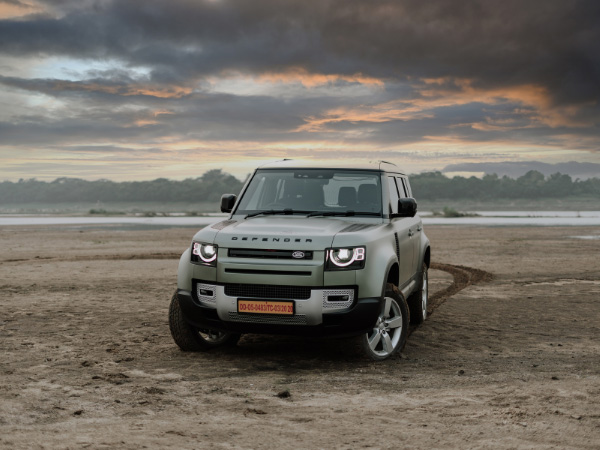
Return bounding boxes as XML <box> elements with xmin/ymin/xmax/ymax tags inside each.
<box><xmin>380</xmin><ymin>256</ymin><xmax>400</xmax><ymax>297</ymax></box>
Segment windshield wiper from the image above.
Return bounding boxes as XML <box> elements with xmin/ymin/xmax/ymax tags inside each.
<box><xmin>246</xmin><ymin>209</ymin><xmax>382</xmax><ymax>219</ymax></box>
<box><xmin>306</xmin><ymin>211</ymin><xmax>382</xmax><ymax>218</ymax></box>
<box><xmin>245</xmin><ymin>209</ymin><xmax>313</xmax><ymax>219</ymax></box>
<box><xmin>307</xmin><ymin>210</ymin><xmax>355</xmax><ymax>217</ymax></box>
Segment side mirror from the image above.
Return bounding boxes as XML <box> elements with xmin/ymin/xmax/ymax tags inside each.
<box><xmin>220</xmin><ymin>194</ymin><xmax>237</xmax><ymax>213</ymax></box>
<box><xmin>396</xmin><ymin>198</ymin><xmax>417</xmax><ymax>217</ymax></box>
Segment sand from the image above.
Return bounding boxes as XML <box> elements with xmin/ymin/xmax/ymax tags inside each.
<box><xmin>1</xmin><ymin>224</ymin><xmax>599</xmax><ymax>449</ymax></box>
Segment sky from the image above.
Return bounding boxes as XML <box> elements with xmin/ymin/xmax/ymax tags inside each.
<box><xmin>0</xmin><ymin>0</ymin><xmax>599</xmax><ymax>182</ymax></box>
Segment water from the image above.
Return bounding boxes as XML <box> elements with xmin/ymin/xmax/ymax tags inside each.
<box><xmin>464</xmin><ymin>211</ymin><xmax>599</xmax><ymax>218</ymax></box>
<box><xmin>0</xmin><ymin>215</ymin><xmax>221</xmax><ymax>228</ymax></box>
<box><xmin>421</xmin><ymin>210</ymin><xmax>600</xmax><ymax>226</ymax></box>
<box><xmin>0</xmin><ymin>211</ymin><xmax>599</xmax><ymax>227</ymax></box>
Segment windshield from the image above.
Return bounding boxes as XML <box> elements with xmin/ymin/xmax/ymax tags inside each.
<box><xmin>235</xmin><ymin>169</ymin><xmax>382</xmax><ymax>217</ymax></box>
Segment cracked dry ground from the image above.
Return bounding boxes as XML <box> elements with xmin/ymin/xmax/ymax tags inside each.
<box><xmin>1</xmin><ymin>225</ymin><xmax>599</xmax><ymax>449</ymax></box>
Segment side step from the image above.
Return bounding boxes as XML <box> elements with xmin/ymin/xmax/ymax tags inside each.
<box><xmin>400</xmin><ymin>280</ymin><xmax>417</xmax><ymax>299</ymax></box>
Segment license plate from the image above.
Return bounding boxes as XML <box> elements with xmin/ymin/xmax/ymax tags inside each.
<box><xmin>237</xmin><ymin>299</ymin><xmax>294</xmax><ymax>315</ymax></box>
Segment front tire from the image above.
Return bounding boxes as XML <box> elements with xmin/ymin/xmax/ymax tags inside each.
<box><xmin>356</xmin><ymin>283</ymin><xmax>409</xmax><ymax>361</ymax></box>
<box><xmin>408</xmin><ymin>263</ymin><xmax>428</xmax><ymax>324</ymax></box>
<box><xmin>168</xmin><ymin>292</ymin><xmax>240</xmax><ymax>351</ymax></box>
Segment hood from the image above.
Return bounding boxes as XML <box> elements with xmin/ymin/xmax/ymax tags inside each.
<box><xmin>213</xmin><ymin>216</ymin><xmax>353</xmax><ymax>249</ymax></box>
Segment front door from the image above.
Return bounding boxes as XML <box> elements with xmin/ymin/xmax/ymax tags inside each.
<box><xmin>387</xmin><ymin>176</ymin><xmax>418</xmax><ymax>288</ymax></box>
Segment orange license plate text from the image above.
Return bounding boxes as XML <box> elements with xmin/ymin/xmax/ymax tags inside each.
<box><xmin>238</xmin><ymin>300</ymin><xmax>294</xmax><ymax>315</ymax></box>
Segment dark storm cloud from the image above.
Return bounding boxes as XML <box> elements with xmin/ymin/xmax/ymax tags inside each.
<box><xmin>1</xmin><ymin>0</ymin><xmax>599</xmax><ymax>183</ymax></box>
<box><xmin>1</xmin><ymin>70</ymin><xmax>597</xmax><ymax>152</ymax></box>
<box><xmin>0</xmin><ymin>85</ymin><xmax>340</xmax><ymax>146</ymax></box>
<box><xmin>0</xmin><ymin>0</ymin><xmax>29</xmax><ymax>6</ymax></box>
<box><xmin>1</xmin><ymin>0</ymin><xmax>599</xmax><ymax>108</ymax></box>
<box><xmin>2</xmin><ymin>86</ymin><xmax>592</xmax><ymax>153</ymax></box>
<box><xmin>0</xmin><ymin>116</ymin><xmax>165</xmax><ymax>146</ymax></box>
<box><xmin>0</xmin><ymin>74</ymin><xmax>195</xmax><ymax>102</ymax></box>
<box><xmin>4</xmin><ymin>71</ymin><xmax>594</xmax><ymax>151</ymax></box>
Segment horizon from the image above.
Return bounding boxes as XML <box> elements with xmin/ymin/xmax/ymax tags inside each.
<box><xmin>3</xmin><ymin>162</ymin><xmax>599</xmax><ymax>184</ymax></box>
<box><xmin>1</xmin><ymin>1</ymin><xmax>599</xmax><ymax>182</ymax></box>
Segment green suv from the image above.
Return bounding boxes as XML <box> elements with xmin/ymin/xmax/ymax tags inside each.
<box><xmin>169</xmin><ymin>160</ymin><xmax>430</xmax><ymax>360</ymax></box>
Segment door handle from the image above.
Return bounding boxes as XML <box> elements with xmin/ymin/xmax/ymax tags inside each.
<box><xmin>408</xmin><ymin>229</ymin><xmax>414</xmax><ymax>237</ymax></box>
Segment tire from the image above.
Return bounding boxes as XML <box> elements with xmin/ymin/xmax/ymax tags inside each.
<box><xmin>355</xmin><ymin>283</ymin><xmax>409</xmax><ymax>361</ymax></box>
<box><xmin>168</xmin><ymin>292</ymin><xmax>240</xmax><ymax>351</ymax></box>
<box><xmin>408</xmin><ymin>263</ymin><xmax>428</xmax><ymax>325</ymax></box>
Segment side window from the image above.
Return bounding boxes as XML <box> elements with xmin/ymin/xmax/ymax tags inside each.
<box><xmin>402</xmin><ymin>177</ymin><xmax>412</xmax><ymax>197</ymax></box>
<box><xmin>387</xmin><ymin>176</ymin><xmax>400</xmax><ymax>214</ymax></box>
<box><xmin>396</xmin><ymin>177</ymin><xmax>408</xmax><ymax>198</ymax></box>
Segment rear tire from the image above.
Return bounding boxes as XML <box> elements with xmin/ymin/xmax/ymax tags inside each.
<box><xmin>408</xmin><ymin>263</ymin><xmax>428</xmax><ymax>324</ymax></box>
<box><xmin>168</xmin><ymin>292</ymin><xmax>240</xmax><ymax>351</ymax></box>
<box><xmin>355</xmin><ymin>283</ymin><xmax>409</xmax><ymax>361</ymax></box>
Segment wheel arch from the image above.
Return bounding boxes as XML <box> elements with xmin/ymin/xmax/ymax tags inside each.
<box><xmin>177</xmin><ymin>248</ymin><xmax>193</xmax><ymax>291</ymax></box>
<box><xmin>423</xmin><ymin>245</ymin><xmax>431</xmax><ymax>268</ymax></box>
<box><xmin>356</xmin><ymin>237</ymin><xmax>399</xmax><ymax>299</ymax></box>
<box><xmin>386</xmin><ymin>262</ymin><xmax>400</xmax><ymax>288</ymax></box>
<box><xmin>379</xmin><ymin>257</ymin><xmax>400</xmax><ymax>297</ymax></box>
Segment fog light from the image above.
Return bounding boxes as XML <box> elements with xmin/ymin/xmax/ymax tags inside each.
<box><xmin>196</xmin><ymin>283</ymin><xmax>216</xmax><ymax>305</ymax></box>
<box><xmin>327</xmin><ymin>295</ymin><xmax>350</xmax><ymax>302</ymax></box>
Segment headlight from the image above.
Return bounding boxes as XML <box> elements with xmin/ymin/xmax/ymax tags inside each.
<box><xmin>191</xmin><ymin>242</ymin><xmax>218</xmax><ymax>266</ymax></box>
<box><xmin>325</xmin><ymin>247</ymin><xmax>366</xmax><ymax>270</ymax></box>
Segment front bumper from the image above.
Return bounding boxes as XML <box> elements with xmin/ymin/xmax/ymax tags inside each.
<box><xmin>177</xmin><ymin>284</ymin><xmax>382</xmax><ymax>338</ymax></box>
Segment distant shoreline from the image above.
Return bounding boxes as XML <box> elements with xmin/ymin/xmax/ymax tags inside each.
<box><xmin>1</xmin><ymin>211</ymin><xmax>599</xmax><ymax>228</ymax></box>
<box><xmin>0</xmin><ymin>196</ymin><xmax>599</xmax><ymax>216</ymax></box>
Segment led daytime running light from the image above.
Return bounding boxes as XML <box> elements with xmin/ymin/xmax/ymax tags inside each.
<box><xmin>193</xmin><ymin>242</ymin><xmax>217</xmax><ymax>263</ymax></box>
<box><xmin>329</xmin><ymin>247</ymin><xmax>365</xmax><ymax>267</ymax></box>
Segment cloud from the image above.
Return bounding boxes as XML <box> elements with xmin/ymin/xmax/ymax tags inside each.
<box><xmin>0</xmin><ymin>0</ymin><xmax>599</xmax><ymax>181</ymax></box>
<box><xmin>1</xmin><ymin>0</ymin><xmax>31</xmax><ymax>6</ymax></box>
<box><xmin>0</xmin><ymin>74</ymin><xmax>193</xmax><ymax>99</ymax></box>
<box><xmin>1</xmin><ymin>1</ymin><xmax>598</xmax><ymax>104</ymax></box>
<box><xmin>256</xmin><ymin>68</ymin><xmax>384</xmax><ymax>88</ymax></box>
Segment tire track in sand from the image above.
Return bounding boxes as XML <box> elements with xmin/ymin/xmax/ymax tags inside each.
<box><xmin>55</xmin><ymin>259</ymin><xmax>488</xmax><ymax>311</ymax></box>
<box><xmin>1</xmin><ymin>255</ymin><xmax>493</xmax><ymax>312</ymax></box>
<box><xmin>427</xmin><ymin>262</ymin><xmax>493</xmax><ymax>316</ymax></box>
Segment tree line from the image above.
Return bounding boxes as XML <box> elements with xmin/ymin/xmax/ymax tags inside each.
<box><xmin>410</xmin><ymin>170</ymin><xmax>599</xmax><ymax>199</ymax></box>
<box><xmin>0</xmin><ymin>169</ymin><xmax>598</xmax><ymax>204</ymax></box>
<box><xmin>0</xmin><ymin>170</ymin><xmax>245</xmax><ymax>203</ymax></box>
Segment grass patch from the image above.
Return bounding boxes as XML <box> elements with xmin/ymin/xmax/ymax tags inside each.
<box><xmin>89</xmin><ymin>209</ymin><xmax>125</xmax><ymax>215</ymax></box>
<box><xmin>0</xmin><ymin>201</ymin><xmax>219</xmax><ymax>215</ymax></box>
<box><xmin>430</xmin><ymin>207</ymin><xmax>480</xmax><ymax>218</ymax></box>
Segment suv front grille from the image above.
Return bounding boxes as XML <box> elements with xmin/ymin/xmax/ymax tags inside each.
<box><xmin>224</xmin><ymin>283</ymin><xmax>311</xmax><ymax>300</ymax></box>
<box><xmin>227</xmin><ymin>312</ymin><xmax>308</xmax><ymax>325</ymax></box>
<box><xmin>228</xmin><ymin>248</ymin><xmax>313</xmax><ymax>260</ymax></box>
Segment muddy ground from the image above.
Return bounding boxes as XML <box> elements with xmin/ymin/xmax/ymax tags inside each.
<box><xmin>1</xmin><ymin>225</ymin><xmax>599</xmax><ymax>449</ymax></box>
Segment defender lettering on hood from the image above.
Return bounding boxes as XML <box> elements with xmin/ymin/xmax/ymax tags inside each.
<box><xmin>231</xmin><ymin>236</ymin><xmax>313</xmax><ymax>242</ymax></box>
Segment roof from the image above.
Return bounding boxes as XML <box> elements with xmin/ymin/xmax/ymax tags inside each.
<box><xmin>257</xmin><ymin>159</ymin><xmax>405</xmax><ymax>174</ymax></box>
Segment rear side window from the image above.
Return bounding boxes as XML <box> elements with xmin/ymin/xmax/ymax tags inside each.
<box><xmin>396</xmin><ymin>177</ymin><xmax>408</xmax><ymax>198</ymax></box>
<box><xmin>387</xmin><ymin>176</ymin><xmax>400</xmax><ymax>213</ymax></box>
<box><xmin>401</xmin><ymin>177</ymin><xmax>412</xmax><ymax>197</ymax></box>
